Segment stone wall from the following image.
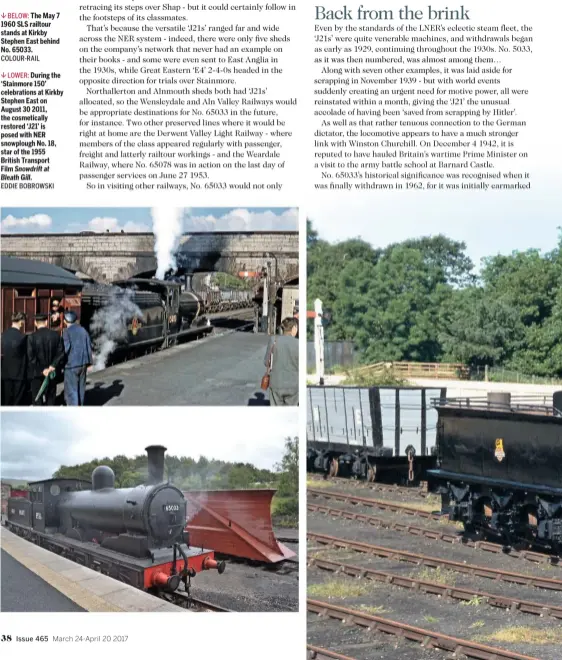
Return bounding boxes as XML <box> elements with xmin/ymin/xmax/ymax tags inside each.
<box><xmin>1</xmin><ymin>232</ymin><xmax>299</xmax><ymax>283</ymax></box>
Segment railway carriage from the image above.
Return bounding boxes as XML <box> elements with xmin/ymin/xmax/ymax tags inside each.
<box><xmin>0</xmin><ymin>256</ymin><xmax>83</xmax><ymax>335</ymax></box>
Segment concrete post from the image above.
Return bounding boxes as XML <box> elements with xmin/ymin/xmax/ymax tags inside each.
<box><xmin>314</xmin><ymin>298</ymin><xmax>325</xmax><ymax>386</ymax></box>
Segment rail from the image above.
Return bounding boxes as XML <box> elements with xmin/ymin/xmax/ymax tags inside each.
<box><xmin>309</xmin><ymin>556</ymin><xmax>562</xmax><ymax>619</ymax></box>
<box><xmin>308</xmin><ymin>599</ymin><xmax>542</xmax><ymax>660</ymax></box>
<box><xmin>307</xmin><ymin>501</ymin><xmax>557</xmax><ymax>566</ymax></box>
<box><xmin>307</xmin><ymin>532</ymin><xmax>562</xmax><ymax>590</ymax></box>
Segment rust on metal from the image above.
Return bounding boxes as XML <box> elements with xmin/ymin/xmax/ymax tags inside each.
<box><xmin>307</xmin><ymin>645</ymin><xmax>357</xmax><ymax>660</ymax></box>
<box><xmin>308</xmin><ymin>556</ymin><xmax>562</xmax><ymax>619</ymax></box>
<box><xmin>307</xmin><ymin>599</ymin><xmax>541</xmax><ymax>660</ymax></box>
<box><xmin>185</xmin><ymin>489</ymin><xmax>296</xmax><ymax>563</ymax></box>
<box><xmin>308</xmin><ymin>487</ymin><xmax>443</xmax><ymax>520</ymax></box>
<box><xmin>307</xmin><ymin>502</ymin><xmax>556</xmax><ymax>566</ymax></box>
<box><xmin>307</xmin><ymin>474</ymin><xmax>427</xmax><ymax>498</ymax></box>
<box><xmin>307</xmin><ymin>532</ymin><xmax>562</xmax><ymax>591</ymax></box>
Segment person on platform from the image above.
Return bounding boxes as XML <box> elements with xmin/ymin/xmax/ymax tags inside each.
<box><xmin>62</xmin><ymin>311</ymin><xmax>93</xmax><ymax>406</ymax></box>
<box><xmin>27</xmin><ymin>313</ymin><xmax>65</xmax><ymax>406</ymax></box>
<box><xmin>1</xmin><ymin>312</ymin><xmax>29</xmax><ymax>406</ymax></box>
<box><xmin>264</xmin><ymin>317</ymin><xmax>299</xmax><ymax>406</ymax></box>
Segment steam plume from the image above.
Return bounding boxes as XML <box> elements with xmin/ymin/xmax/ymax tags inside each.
<box><xmin>152</xmin><ymin>208</ymin><xmax>184</xmax><ymax>279</ymax></box>
<box><xmin>90</xmin><ymin>288</ymin><xmax>143</xmax><ymax>371</ymax></box>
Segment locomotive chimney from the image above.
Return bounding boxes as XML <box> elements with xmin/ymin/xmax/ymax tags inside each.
<box><xmin>146</xmin><ymin>445</ymin><xmax>166</xmax><ymax>484</ymax></box>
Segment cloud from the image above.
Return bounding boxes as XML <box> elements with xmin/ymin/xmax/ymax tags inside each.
<box><xmin>88</xmin><ymin>217</ymin><xmax>150</xmax><ymax>233</ymax></box>
<box><xmin>0</xmin><ymin>409</ymin><xmax>298</xmax><ymax>481</ymax></box>
<box><xmin>184</xmin><ymin>208</ymin><xmax>298</xmax><ymax>232</ymax></box>
<box><xmin>0</xmin><ymin>213</ymin><xmax>52</xmax><ymax>233</ymax></box>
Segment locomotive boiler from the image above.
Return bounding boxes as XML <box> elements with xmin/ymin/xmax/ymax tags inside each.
<box><xmin>5</xmin><ymin>445</ymin><xmax>224</xmax><ymax>595</ymax></box>
<box><xmin>428</xmin><ymin>391</ymin><xmax>562</xmax><ymax>551</ymax></box>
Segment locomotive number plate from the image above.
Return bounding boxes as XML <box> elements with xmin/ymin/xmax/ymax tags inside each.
<box><xmin>164</xmin><ymin>504</ymin><xmax>180</xmax><ymax>512</ymax></box>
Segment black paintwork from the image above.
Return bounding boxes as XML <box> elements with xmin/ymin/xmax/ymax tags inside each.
<box><xmin>435</xmin><ymin>405</ymin><xmax>562</xmax><ymax>489</ymax></box>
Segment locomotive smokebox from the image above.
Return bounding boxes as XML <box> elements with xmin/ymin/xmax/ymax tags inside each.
<box><xmin>146</xmin><ymin>445</ymin><xmax>166</xmax><ymax>484</ymax></box>
<box><xmin>487</xmin><ymin>391</ymin><xmax>511</xmax><ymax>410</ymax></box>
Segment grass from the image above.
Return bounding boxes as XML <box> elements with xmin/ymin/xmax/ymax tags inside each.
<box><xmin>476</xmin><ymin>627</ymin><xmax>562</xmax><ymax>645</ymax></box>
<box><xmin>342</xmin><ymin>367</ymin><xmax>407</xmax><ymax>387</ymax></box>
<box><xmin>271</xmin><ymin>495</ymin><xmax>298</xmax><ymax>528</ymax></box>
<box><xmin>415</xmin><ymin>566</ymin><xmax>457</xmax><ymax>585</ymax></box>
<box><xmin>470</xmin><ymin>621</ymin><xmax>486</xmax><ymax>629</ymax></box>
<box><xmin>423</xmin><ymin>615</ymin><xmax>439</xmax><ymax>624</ymax></box>
<box><xmin>307</xmin><ymin>579</ymin><xmax>373</xmax><ymax>599</ymax></box>
<box><xmin>359</xmin><ymin>604</ymin><xmax>388</xmax><ymax>615</ymax></box>
<box><xmin>307</xmin><ymin>478</ymin><xmax>334</xmax><ymax>488</ymax></box>
<box><xmin>461</xmin><ymin>595</ymin><xmax>484</xmax><ymax>607</ymax></box>
<box><xmin>383</xmin><ymin>498</ymin><xmax>441</xmax><ymax>513</ymax></box>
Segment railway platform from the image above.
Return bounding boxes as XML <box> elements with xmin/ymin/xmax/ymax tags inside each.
<box><xmin>59</xmin><ymin>330</ymin><xmax>274</xmax><ymax>406</ymax></box>
<box><xmin>0</xmin><ymin>527</ymin><xmax>182</xmax><ymax>613</ymax></box>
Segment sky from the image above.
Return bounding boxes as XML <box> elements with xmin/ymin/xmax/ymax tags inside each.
<box><xmin>0</xmin><ymin>409</ymin><xmax>298</xmax><ymax>482</ymax></box>
<box><xmin>0</xmin><ymin>207</ymin><xmax>298</xmax><ymax>234</ymax></box>
<box><xmin>307</xmin><ymin>193</ymin><xmax>561</xmax><ymax>270</ymax></box>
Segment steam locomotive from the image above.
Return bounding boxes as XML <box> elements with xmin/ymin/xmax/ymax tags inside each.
<box><xmin>4</xmin><ymin>445</ymin><xmax>225</xmax><ymax>596</ymax></box>
<box><xmin>428</xmin><ymin>391</ymin><xmax>562</xmax><ymax>551</ymax></box>
<box><xmin>80</xmin><ymin>275</ymin><xmax>255</xmax><ymax>359</ymax></box>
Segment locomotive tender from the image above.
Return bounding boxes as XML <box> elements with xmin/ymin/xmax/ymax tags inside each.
<box><xmin>5</xmin><ymin>445</ymin><xmax>224</xmax><ymax>595</ymax></box>
<box><xmin>428</xmin><ymin>391</ymin><xmax>562</xmax><ymax>550</ymax></box>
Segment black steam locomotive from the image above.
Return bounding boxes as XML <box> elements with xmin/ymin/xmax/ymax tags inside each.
<box><xmin>80</xmin><ymin>275</ymin><xmax>255</xmax><ymax>361</ymax></box>
<box><xmin>428</xmin><ymin>391</ymin><xmax>562</xmax><ymax>551</ymax></box>
<box><xmin>5</xmin><ymin>446</ymin><xmax>224</xmax><ymax>595</ymax></box>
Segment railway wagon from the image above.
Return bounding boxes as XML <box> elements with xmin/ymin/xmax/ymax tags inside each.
<box><xmin>307</xmin><ymin>386</ymin><xmax>445</xmax><ymax>484</ymax></box>
<box><xmin>428</xmin><ymin>391</ymin><xmax>562</xmax><ymax>549</ymax></box>
<box><xmin>1</xmin><ymin>257</ymin><xmax>83</xmax><ymax>335</ymax></box>
<box><xmin>5</xmin><ymin>446</ymin><xmax>224</xmax><ymax>595</ymax></box>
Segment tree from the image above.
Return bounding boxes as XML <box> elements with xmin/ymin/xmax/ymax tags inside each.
<box><xmin>275</xmin><ymin>437</ymin><xmax>298</xmax><ymax>497</ymax></box>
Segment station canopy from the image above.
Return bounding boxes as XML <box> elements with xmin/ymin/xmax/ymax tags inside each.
<box><xmin>0</xmin><ymin>257</ymin><xmax>84</xmax><ymax>288</ymax></box>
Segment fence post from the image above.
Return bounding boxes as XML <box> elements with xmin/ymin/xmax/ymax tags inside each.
<box><xmin>421</xmin><ymin>389</ymin><xmax>427</xmax><ymax>456</ymax></box>
<box><xmin>394</xmin><ymin>388</ymin><xmax>401</xmax><ymax>457</ymax></box>
<box><xmin>484</xmin><ymin>364</ymin><xmax>489</xmax><ymax>382</ymax></box>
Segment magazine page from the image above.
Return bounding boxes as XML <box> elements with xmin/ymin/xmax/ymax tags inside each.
<box><xmin>1</xmin><ymin>1</ymin><xmax>560</xmax><ymax>660</ymax></box>
<box><xmin>306</xmin><ymin>2</ymin><xmax>561</xmax><ymax>660</ymax></box>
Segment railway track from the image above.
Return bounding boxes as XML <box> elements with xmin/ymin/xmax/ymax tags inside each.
<box><xmin>308</xmin><ymin>532</ymin><xmax>562</xmax><ymax>591</ymax></box>
<box><xmin>308</xmin><ymin>487</ymin><xmax>444</xmax><ymax>521</ymax></box>
<box><xmin>308</xmin><ymin>555</ymin><xmax>562</xmax><ymax>619</ymax></box>
<box><xmin>307</xmin><ymin>474</ymin><xmax>428</xmax><ymax>498</ymax></box>
<box><xmin>307</xmin><ymin>645</ymin><xmax>357</xmax><ymax>660</ymax></box>
<box><xmin>308</xmin><ymin>599</ymin><xmax>541</xmax><ymax>660</ymax></box>
<box><xmin>163</xmin><ymin>591</ymin><xmax>232</xmax><ymax>612</ymax></box>
<box><xmin>308</xmin><ymin>501</ymin><xmax>559</xmax><ymax>566</ymax></box>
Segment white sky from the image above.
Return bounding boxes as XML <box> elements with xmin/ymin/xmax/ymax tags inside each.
<box><xmin>0</xmin><ymin>409</ymin><xmax>298</xmax><ymax>481</ymax></box>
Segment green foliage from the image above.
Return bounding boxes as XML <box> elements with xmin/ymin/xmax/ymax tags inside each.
<box><xmin>342</xmin><ymin>367</ymin><xmax>407</xmax><ymax>387</ymax></box>
<box><xmin>308</xmin><ymin>223</ymin><xmax>562</xmax><ymax>377</ymax></box>
<box><xmin>53</xmin><ymin>453</ymin><xmax>280</xmax><ymax>491</ymax></box>
<box><xmin>272</xmin><ymin>437</ymin><xmax>299</xmax><ymax>525</ymax></box>
<box><xmin>212</xmin><ymin>272</ymin><xmax>253</xmax><ymax>290</ymax></box>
